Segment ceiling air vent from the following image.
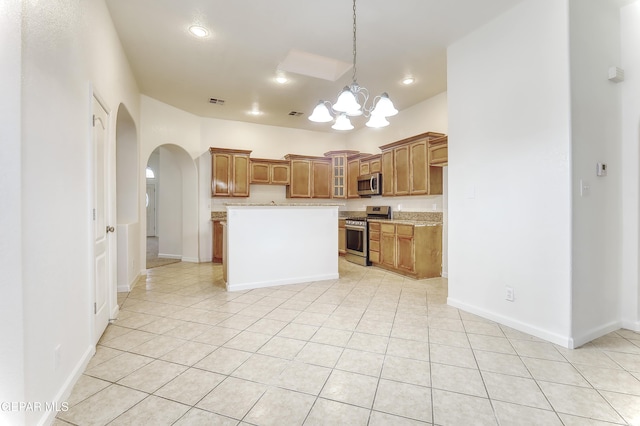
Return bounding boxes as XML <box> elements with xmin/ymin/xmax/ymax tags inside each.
<box><xmin>209</xmin><ymin>98</ymin><xmax>226</xmax><ymax>105</ymax></box>
<box><xmin>288</xmin><ymin>111</ymin><xmax>304</xmax><ymax>117</ymax></box>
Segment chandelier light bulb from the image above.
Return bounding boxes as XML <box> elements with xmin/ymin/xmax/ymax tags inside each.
<box><xmin>365</xmin><ymin>113</ymin><xmax>390</xmax><ymax>128</ymax></box>
<box><xmin>332</xmin><ymin>113</ymin><xmax>354</xmax><ymax>131</ymax></box>
<box><xmin>332</xmin><ymin>87</ymin><xmax>361</xmax><ymax>114</ymax></box>
<box><xmin>308</xmin><ymin>101</ymin><xmax>333</xmax><ymax>123</ymax></box>
<box><xmin>372</xmin><ymin>93</ymin><xmax>398</xmax><ymax>117</ymax></box>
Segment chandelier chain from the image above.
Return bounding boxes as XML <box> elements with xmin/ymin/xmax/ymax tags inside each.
<box><xmin>352</xmin><ymin>0</ymin><xmax>357</xmax><ymax>84</ymax></box>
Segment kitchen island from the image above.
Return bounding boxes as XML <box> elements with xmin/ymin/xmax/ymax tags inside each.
<box><xmin>223</xmin><ymin>203</ymin><xmax>343</xmax><ymax>291</ymax></box>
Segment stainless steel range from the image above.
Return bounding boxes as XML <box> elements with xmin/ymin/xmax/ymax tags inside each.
<box><xmin>344</xmin><ymin>206</ymin><xmax>391</xmax><ymax>266</ymax></box>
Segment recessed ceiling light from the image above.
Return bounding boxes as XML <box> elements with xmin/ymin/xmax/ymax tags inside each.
<box><xmin>189</xmin><ymin>26</ymin><xmax>208</xmax><ymax>37</ymax></box>
<box><xmin>248</xmin><ymin>103</ymin><xmax>263</xmax><ymax>116</ymax></box>
<box><xmin>275</xmin><ymin>75</ymin><xmax>288</xmax><ymax>84</ymax></box>
<box><xmin>402</xmin><ymin>77</ymin><xmax>415</xmax><ymax>85</ymax></box>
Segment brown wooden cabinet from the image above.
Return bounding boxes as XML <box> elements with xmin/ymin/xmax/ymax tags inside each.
<box><xmin>369</xmin><ymin>222</ymin><xmax>381</xmax><ymax>264</ymax></box>
<box><xmin>312</xmin><ymin>160</ymin><xmax>331</xmax><ymax>198</ymax></box>
<box><xmin>338</xmin><ymin>219</ymin><xmax>346</xmax><ymax>255</ymax></box>
<box><xmin>210</xmin><ymin>131</ymin><xmax>446</xmax><ymax>200</ymax></box>
<box><xmin>369</xmin><ymin>155</ymin><xmax>381</xmax><ymax>173</ymax></box>
<box><xmin>285</xmin><ymin>155</ymin><xmax>332</xmax><ymax>199</ymax></box>
<box><xmin>380</xmin><ymin>223</ymin><xmax>396</xmax><ymax>268</ymax></box>
<box><xmin>288</xmin><ymin>159</ymin><xmax>312</xmax><ymax>198</ymax></box>
<box><xmin>393</xmin><ymin>145</ymin><xmax>410</xmax><ymax>196</ymax></box>
<box><xmin>347</xmin><ymin>157</ymin><xmax>360</xmax><ymax>198</ymax></box>
<box><xmin>369</xmin><ymin>221</ymin><xmax>442</xmax><ymax>279</ymax></box>
<box><xmin>250</xmin><ymin>161</ymin><xmax>270</xmax><ymax>184</ymax></box>
<box><xmin>359</xmin><ymin>161</ymin><xmax>369</xmax><ymax>176</ymax></box>
<box><xmin>250</xmin><ymin>159</ymin><xmax>290</xmax><ymax>185</ymax></box>
<box><xmin>381</xmin><ymin>150</ymin><xmax>394</xmax><ymax>196</ymax></box>
<box><xmin>331</xmin><ymin>155</ymin><xmax>347</xmax><ymax>198</ymax></box>
<box><xmin>409</xmin><ymin>140</ymin><xmax>428</xmax><ymax>195</ymax></box>
<box><xmin>379</xmin><ymin>132</ymin><xmax>445</xmax><ymax>197</ymax></box>
<box><xmin>209</xmin><ymin>148</ymin><xmax>251</xmax><ymax>197</ymax></box>
<box><xmin>324</xmin><ymin>151</ymin><xmax>360</xmax><ymax>199</ymax></box>
<box><xmin>429</xmin><ymin>135</ymin><xmax>448</xmax><ymax>166</ymax></box>
<box><xmin>358</xmin><ymin>154</ymin><xmax>381</xmax><ymax>176</ymax></box>
<box><xmin>212</xmin><ymin>220</ymin><xmax>224</xmax><ymax>263</ymax></box>
<box><xmin>395</xmin><ymin>224</ymin><xmax>415</xmax><ymax>273</ymax></box>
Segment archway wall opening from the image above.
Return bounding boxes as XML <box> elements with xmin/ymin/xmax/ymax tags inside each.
<box><xmin>153</xmin><ymin>144</ymin><xmax>199</xmax><ymax>262</ymax></box>
<box><xmin>115</xmin><ymin>103</ymin><xmax>140</xmax><ymax>291</ymax></box>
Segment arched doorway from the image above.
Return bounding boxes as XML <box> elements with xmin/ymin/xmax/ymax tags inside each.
<box><xmin>144</xmin><ymin>144</ymin><xmax>199</xmax><ymax>268</ymax></box>
<box><xmin>114</xmin><ymin>104</ymin><xmax>139</xmax><ymax>292</ymax></box>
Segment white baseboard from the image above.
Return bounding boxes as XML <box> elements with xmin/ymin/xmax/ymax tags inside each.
<box><xmin>447</xmin><ymin>297</ymin><xmax>573</xmax><ymax>348</ymax></box>
<box><xmin>158</xmin><ymin>253</ymin><xmax>181</xmax><ymax>259</ymax></box>
<box><xmin>571</xmin><ymin>320</ymin><xmax>622</xmax><ymax>348</ymax></box>
<box><xmin>182</xmin><ymin>256</ymin><xmax>199</xmax><ymax>263</ymax></box>
<box><xmin>441</xmin><ymin>271</ymin><xmax>449</xmax><ymax>278</ymax></box>
<box><xmin>620</xmin><ymin>319</ymin><xmax>640</xmax><ymax>332</ymax></box>
<box><xmin>37</xmin><ymin>345</ymin><xmax>95</xmax><ymax>426</ymax></box>
<box><xmin>227</xmin><ymin>273</ymin><xmax>339</xmax><ymax>292</ymax></box>
<box><xmin>117</xmin><ymin>272</ymin><xmax>141</xmax><ymax>293</ymax></box>
<box><xmin>110</xmin><ymin>304</ymin><xmax>120</xmax><ymax>321</ymax></box>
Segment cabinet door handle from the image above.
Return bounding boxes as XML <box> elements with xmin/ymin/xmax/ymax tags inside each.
<box><xmin>106</xmin><ymin>226</ymin><xmax>115</xmax><ymax>233</ymax></box>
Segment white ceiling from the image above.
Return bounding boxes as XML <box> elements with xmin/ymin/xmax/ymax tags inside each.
<box><xmin>105</xmin><ymin>0</ymin><xmax>524</xmax><ymax>132</ymax></box>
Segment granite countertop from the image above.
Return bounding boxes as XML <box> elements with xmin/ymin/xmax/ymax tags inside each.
<box><xmin>367</xmin><ymin>218</ymin><xmax>442</xmax><ymax>227</ymax></box>
<box><xmin>224</xmin><ymin>203</ymin><xmax>346</xmax><ymax>207</ymax></box>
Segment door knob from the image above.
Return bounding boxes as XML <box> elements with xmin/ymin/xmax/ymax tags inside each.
<box><xmin>106</xmin><ymin>226</ymin><xmax>115</xmax><ymax>233</ymax></box>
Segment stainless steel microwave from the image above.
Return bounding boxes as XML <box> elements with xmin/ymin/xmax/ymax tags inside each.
<box><xmin>357</xmin><ymin>173</ymin><xmax>382</xmax><ymax>196</ymax></box>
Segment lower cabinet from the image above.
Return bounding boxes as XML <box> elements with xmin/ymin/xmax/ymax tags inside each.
<box><xmin>212</xmin><ymin>220</ymin><xmax>223</xmax><ymax>263</ymax></box>
<box><xmin>338</xmin><ymin>219</ymin><xmax>346</xmax><ymax>255</ymax></box>
<box><xmin>369</xmin><ymin>223</ymin><xmax>381</xmax><ymax>263</ymax></box>
<box><xmin>369</xmin><ymin>221</ymin><xmax>442</xmax><ymax>279</ymax></box>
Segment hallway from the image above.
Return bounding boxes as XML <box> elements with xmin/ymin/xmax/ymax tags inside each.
<box><xmin>57</xmin><ymin>260</ymin><xmax>640</xmax><ymax>425</ymax></box>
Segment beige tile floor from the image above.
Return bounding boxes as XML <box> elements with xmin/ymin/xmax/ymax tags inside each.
<box><xmin>56</xmin><ymin>259</ymin><xmax>640</xmax><ymax>425</ymax></box>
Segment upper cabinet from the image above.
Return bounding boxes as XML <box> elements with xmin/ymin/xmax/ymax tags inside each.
<box><xmin>347</xmin><ymin>155</ymin><xmax>362</xmax><ymax>199</ymax></box>
<box><xmin>379</xmin><ymin>132</ymin><xmax>446</xmax><ymax>197</ymax></box>
<box><xmin>429</xmin><ymin>135</ymin><xmax>448</xmax><ymax>167</ymax></box>
<box><xmin>324</xmin><ymin>150</ymin><xmax>359</xmax><ymax>199</ymax></box>
<box><xmin>285</xmin><ymin>154</ymin><xmax>332</xmax><ymax>199</ymax></box>
<box><xmin>250</xmin><ymin>158</ymin><xmax>290</xmax><ymax>185</ymax></box>
<box><xmin>210</xmin><ymin>132</ymin><xmax>447</xmax><ymax>200</ymax></box>
<box><xmin>209</xmin><ymin>147</ymin><xmax>252</xmax><ymax>197</ymax></box>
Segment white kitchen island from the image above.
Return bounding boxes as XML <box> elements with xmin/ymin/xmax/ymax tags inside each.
<box><xmin>224</xmin><ymin>203</ymin><xmax>342</xmax><ymax>291</ymax></box>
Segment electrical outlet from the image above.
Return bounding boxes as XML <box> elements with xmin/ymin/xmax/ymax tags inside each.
<box><xmin>580</xmin><ymin>179</ymin><xmax>590</xmax><ymax>197</ymax></box>
<box><xmin>505</xmin><ymin>286</ymin><xmax>514</xmax><ymax>302</ymax></box>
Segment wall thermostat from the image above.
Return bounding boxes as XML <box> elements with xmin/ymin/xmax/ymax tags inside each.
<box><xmin>597</xmin><ymin>162</ymin><xmax>607</xmax><ymax>177</ymax></box>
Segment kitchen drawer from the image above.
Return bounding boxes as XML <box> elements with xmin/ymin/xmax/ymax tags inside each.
<box><xmin>380</xmin><ymin>223</ymin><xmax>395</xmax><ymax>234</ymax></box>
<box><xmin>369</xmin><ymin>222</ymin><xmax>380</xmax><ymax>231</ymax></box>
<box><xmin>369</xmin><ymin>250</ymin><xmax>380</xmax><ymax>264</ymax></box>
<box><xmin>369</xmin><ymin>240</ymin><xmax>380</xmax><ymax>252</ymax></box>
<box><xmin>396</xmin><ymin>224</ymin><xmax>414</xmax><ymax>236</ymax></box>
<box><xmin>369</xmin><ymin>230</ymin><xmax>380</xmax><ymax>241</ymax></box>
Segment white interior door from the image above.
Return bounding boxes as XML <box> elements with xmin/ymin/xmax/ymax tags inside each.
<box><xmin>146</xmin><ymin>184</ymin><xmax>156</xmax><ymax>236</ymax></box>
<box><xmin>92</xmin><ymin>95</ymin><xmax>110</xmax><ymax>344</ymax></box>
